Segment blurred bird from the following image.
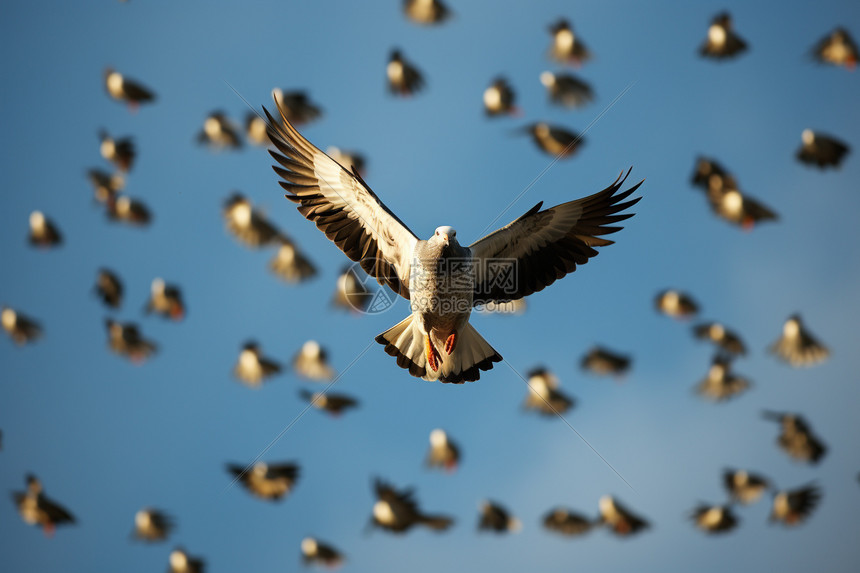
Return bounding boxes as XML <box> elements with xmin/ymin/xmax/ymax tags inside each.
<box><xmin>145</xmin><ymin>278</ymin><xmax>185</xmax><ymax>321</ymax></box>
<box><xmin>548</xmin><ymin>19</ymin><xmax>591</xmax><ymax>66</ymax></box>
<box><xmin>700</xmin><ymin>12</ymin><xmax>747</xmax><ymax>59</ymax></box>
<box><xmin>264</xmin><ymin>103</ymin><xmax>640</xmax><ymax>383</ymax></box>
<box><xmin>723</xmin><ymin>468</ymin><xmax>770</xmax><ymax>505</ymax></box>
<box><xmin>2</xmin><ymin>306</ymin><xmax>42</xmax><ymax>345</ymax></box>
<box><xmin>245</xmin><ymin>112</ymin><xmax>270</xmax><ymax>146</ymax></box>
<box><xmin>769</xmin><ymin>314</ymin><xmax>829</xmax><ymax>367</ymax></box>
<box><xmin>762</xmin><ymin>411</ymin><xmax>827</xmax><ymax>464</ymax></box>
<box><xmin>106</xmin><ymin>195</ymin><xmax>152</xmax><ymax>226</ymax></box>
<box><xmin>692</xmin><ymin>321</ymin><xmax>746</xmax><ymax>356</ymax></box>
<box><xmin>387</xmin><ymin>49</ymin><xmax>425</xmax><ymax>96</ymax></box>
<box><xmin>327</xmin><ymin>146</ymin><xmax>367</xmax><ymax>176</ymax></box>
<box><xmin>99</xmin><ymin>130</ymin><xmax>136</xmax><ymax>172</ymax></box>
<box><xmin>268</xmin><ymin>238</ymin><xmax>318</xmax><ymax>284</ymax></box>
<box><xmin>28</xmin><ymin>210</ymin><xmax>62</xmax><ymax>247</ymax></box>
<box><xmin>690</xmin><ymin>504</ymin><xmax>738</xmax><ymax>534</ymax></box>
<box><xmin>234</xmin><ymin>341</ymin><xmax>282</xmax><ymax>387</ymax></box>
<box><xmin>580</xmin><ymin>346</ymin><xmax>631</xmax><ymax>377</ymax></box>
<box><xmin>696</xmin><ymin>355</ymin><xmax>751</xmax><ymax>402</ymax></box>
<box><xmin>478</xmin><ymin>500</ymin><xmax>521</xmax><ymax>534</ymax></box>
<box><xmin>298</xmin><ymin>388</ymin><xmax>358</xmax><ymax>416</ymax></box>
<box><xmin>223</xmin><ymin>193</ymin><xmax>284</xmax><ymax>248</ymax></box>
<box><xmin>197</xmin><ymin>111</ymin><xmax>242</xmax><ymax>150</ymax></box>
<box><xmin>104</xmin><ymin>67</ymin><xmax>155</xmax><ymax>109</ymax></box>
<box><xmin>403</xmin><ymin>0</ymin><xmax>451</xmax><ymax>25</ymax></box>
<box><xmin>810</xmin><ymin>27</ymin><xmax>858</xmax><ymax>69</ymax></box>
<box><xmin>770</xmin><ymin>484</ymin><xmax>822</xmax><ymax>526</ymax></box>
<box><xmin>292</xmin><ymin>340</ymin><xmax>336</xmax><ymax>381</ymax></box>
<box><xmin>168</xmin><ymin>547</ymin><xmax>205</xmax><ymax>573</ymax></box>
<box><xmin>87</xmin><ymin>168</ymin><xmax>125</xmax><ymax>203</ymax></box>
<box><xmin>271</xmin><ymin>89</ymin><xmax>322</xmax><ymax>125</ymax></box>
<box><xmin>426</xmin><ymin>428</ymin><xmax>460</xmax><ymax>472</ymax></box>
<box><xmin>105</xmin><ymin>319</ymin><xmax>157</xmax><ymax>363</ymax></box>
<box><xmin>796</xmin><ymin>129</ymin><xmax>850</xmax><ymax>169</ymax></box>
<box><xmin>301</xmin><ymin>537</ymin><xmax>345</xmax><ymax>568</ymax></box>
<box><xmin>12</xmin><ymin>474</ymin><xmax>75</xmax><ymax>536</ymax></box>
<box><xmin>94</xmin><ymin>268</ymin><xmax>123</xmax><ymax>309</ymax></box>
<box><xmin>543</xmin><ymin>507</ymin><xmax>595</xmax><ymax>536</ymax></box>
<box><xmin>540</xmin><ymin>71</ymin><xmax>594</xmax><ymax>108</ymax></box>
<box><xmin>332</xmin><ymin>265</ymin><xmax>374</xmax><ymax>313</ymax></box>
<box><xmin>132</xmin><ymin>507</ymin><xmax>173</xmax><ymax>542</ymax></box>
<box><xmin>655</xmin><ymin>289</ymin><xmax>699</xmax><ymax>319</ymax></box>
<box><xmin>690</xmin><ymin>156</ymin><xmax>729</xmax><ymax>190</ymax></box>
<box><xmin>370</xmin><ymin>478</ymin><xmax>453</xmax><ymax>533</ymax></box>
<box><xmin>523</xmin><ymin>367</ymin><xmax>574</xmax><ymax>416</ymax></box>
<box><xmin>483</xmin><ymin>77</ymin><xmax>518</xmax><ymax>117</ymax></box>
<box><xmin>704</xmin><ymin>174</ymin><xmax>778</xmax><ymax>229</ymax></box>
<box><xmin>598</xmin><ymin>495</ymin><xmax>649</xmax><ymax>537</ymax></box>
<box><xmin>227</xmin><ymin>461</ymin><xmax>300</xmax><ymax>501</ymax></box>
<box><xmin>521</xmin><ymin>122</ymin><xmax>583</xmax><ymax>158</ymax></box>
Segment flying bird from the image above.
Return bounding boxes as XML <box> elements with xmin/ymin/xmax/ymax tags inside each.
<box><xmin>478</xmin><ymin>500</ymin><xmax>521</xmax><ymax>534</ymax></box>
<box><xmin>690</xmin><ymin>504</ymin><xmax>739</xmax><ymax>534</ymax></box>
<box><xmin>483</xmin><ymin>77</ymin><xmax>518</xmax><ymax>117</ymax></box>
<box><xmin>301</xmin><ymin>537</ymin><xmax>345</xmax><ymax>568</ymax></box>
<box><xmin>234</xmin><ymin>341</ymin><xmax>282</xmax><ymax>387</ymax></box>
<box><xmin>145</xmin><ymin>278</ymin><xmax>185</xmax><ymax>321</ymax></box>
<box><xmin>387</xmin><ymin>49</ymin><xmax>425</xmax><ymax>96</ymax></box>
<box><xmin>543</xmin><ymin>507</ymin><xmax>595</xmax><ymax>536</ymax></box>
<box><xmin>223</xmin><ymin>193</ymin><xmax>285</xmax><ymax>248</ymax></box>
<box><xmin>810</xmin><ymin>27</ymin><xmax>858</xmax><ymax>69</ymax></box>
<box><xmin>370</xmin><ymin>478</ymin><xmax>453</xmax><ymax>533</ymax></box>
<box><xmin>2</xmin><ymin>306</ymin><xmax>42</xmax><ymax>345</ymax></box>
<box><xmin>704</xmin><ymin>174</ymin><xmax>777</xmax><ymax>229</ymax></box>
<box><xmin>548</xmin><ymin>19</ymin><xmax>591</xmax><ymax>66</ymax></box>
<box><xmin>331</xmin><ymin>265</ymin><xmax>375</xmax><ymax>313</ymax></box>
<box><xmin>132</xmin><ymin>507</ymin><xmax>174</xmax><ymax>542</ymax></box>
<box><xmin>106</xmin><ymin>195</ymin><xmax>152</xmax><ymax>226</ymax></box>
<box><xmin>271</xmin><ymin>89</ymin><xmax>322</xmax><ymax>125</ymax></box>
<box><xmin>99</xmin><ymin>130</ymin><xmax>136</xmax><ymax>171</ymax></box>
<box><xmin>770</xmin><ymin>484</ymin><xmax>822</xmax><ymax>526</ymax></box>
<box><xmin>168</xmin><ymin>547</ymin><xmax>205</xmax><ymax>573</ymax></box>
<box><xmin>763</xmin><ymin>411</ymin><xmax>827</xmax><ymax>464</ymax></box>
<box><xmin>105</xmin><ymin>319</ymin><xmax>157</xmax><ymax>363</ymax></box>
<box><xmin>540</xmin><ymin>71</ymin><xmax>594</xmax><ymax>108</ymax></box>
<box><xmin>298</xmin><ymin>389</ymin><xmax>358</xmax><ymax>416</ymax></box>
<box><xmin>691</xmin><ymin>157</ymin><xmax>730</xmax><ymax>189</ymax></box>
<box><xmin>523</xmin><ymin>367</ymin><xmax>575</xmax><ymax>416</ymax></box>
<box><xmin>521</xmin><ymin>122</ymin><xmax>584</xmax><ymax>158</ymax></box>
<box><xmin>700</xmin><ymin>12</ymin><xmax>747</xmax><ymax>59</ymax></box>
<box><xmin>292</xmin><ymin>340</ymin><xmax>336</xmax><ymax>381</ymax></box>
<box><xmin>245</xmin><ymin>112</ymin><xmax>271</xmax><ymax>146</ymax></box>
<box><xmin>426</xmin><ymin>428</ymin><xmax>460</xmax><ymax>472</ymax></box>
<box><xmin>580</xmin><ymin>346</ymin><xmax>631</xmax><ymax>377</ymax></box>
<box><xmin>326</xmin><ymin>146</ymin><xmax>367</xmax><ymax>176</ymax></box>
<box><xmin>268</xmin><ymin>238</ymin><xmax>318</xmax><ymax>284</ymax></box>
<box><xmin>226</xmin><ymin>461</ymin><xmax>300</xmax><ymax>501</ymax></box>
<box><xmin>693</xmin><ymin>321</ymin><xmax>746</xmax><ymax>356</ymax></box>
<box><xmin>265</xmin><ymin>100</ymin><xmax>640</xmax><ymax>382</ymax></box>
<box><xmin>28</xmin><ymin>210</ymin><xmax>62</xmax><ymax>247</ymax></box>
<box><xmin>769</xmin><ymin>314</ymin><xmax>829</xmax><ymax>367</ymax></box>
<box><xmin>104</xmin><ymin>68</ymin><xmax>155</xmax><ymax>109</ymax></box>
<box><xmin>796</xmin><ymin>129</ymin><xmax>850</xmax><ymax>169</ymax></box>
<box><xmin>94</xmin><ymin>268</ymin><xmax>123</xmax><ymax>309</ymax></box>
<box><xmin>695</xmin><ymin>355</ymin><xmax>751</xmax><ymax>402</ymax></box>
<box><xmin>12</xmin><ymin>474</ymin><xmax>75</xmax><ymax>536</ymax></box>
<box><xmin>723</xmin><ymin>468</ymin><xmax>770</xmax><ymax>505</ymax></box>
<box><xmin>197</xmin><ymin>111</ymin><xmax>242</xmax><ymax>150</ymax></box>
<box><xmin>403</xmin><ymin>0</ymin><xmax>451</xmax><ymax>25</ymax></box>
<box><xmin>598</xmin><ymin>495</ymin><xmax>649</xmax><ymax>537</ymax></box>
<box><xmin>87</xmin><ymin>168</ymin><xmax>125</xmax><ymax>203</ymax></box>
<box><xmin>655</xmin><ymin>289</ymin><xmax>699</xmax><ymax>319</ymax></box>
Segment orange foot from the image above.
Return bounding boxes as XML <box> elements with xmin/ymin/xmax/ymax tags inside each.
<box><xmin>444</xmin><ymin>332</ymin><xmax>457</xmax><ymax>355</ymax></box>
<box><xmin>425</xmin><ymin>335</ymin><xmax>442</xmax><ymax>372</ymax></box>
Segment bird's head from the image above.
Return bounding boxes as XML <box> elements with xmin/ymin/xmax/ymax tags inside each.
<box><xmin>432</xmin><ymin>226</ymin><xmax>457</xmax><ymax>247</ymax></box>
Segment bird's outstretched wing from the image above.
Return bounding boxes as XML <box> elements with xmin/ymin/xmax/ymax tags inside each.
<box><xmin>470</xmin><ymin>169</ymin><xmax>641</xmax><ymax>305</ymax></box>
<box><xmin>265</xmin><ymin>101</ymin><xmax>418</xmax><ymax>299</ymax></box>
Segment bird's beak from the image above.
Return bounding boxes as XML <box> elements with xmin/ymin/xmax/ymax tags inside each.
<box><xmin>441</xmin><ymin>233</ymin><xmax>449</xmax><ymax>243</ymax></box>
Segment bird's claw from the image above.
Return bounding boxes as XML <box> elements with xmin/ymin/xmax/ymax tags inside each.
<box><xmin>444</xmin><ymin>332</ymin><xmax>457</xmax><ymax>355</ymax></box>
<box><xmin>425</xmin><ymin>335</ymin><xmax>442</xmax><ymax>372</ymax></box>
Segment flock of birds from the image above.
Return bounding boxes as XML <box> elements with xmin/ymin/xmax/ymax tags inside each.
<box><xmin>4</xmin><ymin>1</ymin><xmax>859</xmax><ymax>571</ymax></box>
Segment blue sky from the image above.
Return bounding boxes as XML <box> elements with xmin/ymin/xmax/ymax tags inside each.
<box><xmin>1</xmin><ymin>0</ymin><xmax>859</xmax><ymax>571</ymax></box>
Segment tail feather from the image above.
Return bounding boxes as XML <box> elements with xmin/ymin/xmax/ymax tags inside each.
<box><xmin>375</xmin><ymin>315</ymin><xmax>502</xmax><ymax>383</ymax></box>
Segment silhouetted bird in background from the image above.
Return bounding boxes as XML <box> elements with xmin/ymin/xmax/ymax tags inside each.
<box><xmin>483</xmin><ymin>77</ymin><xmax>518</xmax><ymax>116</ymax></box>
<box><xmin>12</xmin><ymin>474</ymin><xmax>75</xmax><ymax>536</ymax></box>
<box><xmin>598</xmin><ymin>495</ymin><xmax>649</xmax><ymax>537</ymax></box>
<box><xmin>168</xmin><ymin>547</ymin><xmax>205</xmax><ymax>573</ymax></box>
<box><xmin>387</xmin><ymin>49</ymin><xmax>425</xmax><ymax>96</ymax></box>
<box><xmin>227</xmin><ymin>461</ymin><xmax>300</xmax><ymax>501</ymax></box>
<box><xmin>145</xmin><ymin>278</ymin><xmax>186</xmax><ymax>321</ymax></box>
<box><xmin>478</xmin><ymin>500</ymin><xmax>521</xmax><ymax>534</ymax></box>
<box><xmin>132</xmin><ymin>507</ymin><xmax>174</xmax><ymax>542</ymax></box>
<box><xmin>245</xmin><ymin>112</ymin><xmax>270</xmax><ymax>146</ymax></box>
<box><xmin>94</xmin><ymin>268</ymin><xmax>123</xmax><ymax>309</ymax></box>
<box><xmin>301</xmin><ymin>537</ymin><xmax>345</xmax><ymax>568</ymax></box>
<box><xmin>695</xmin><ymin>355</ymin><xmax>751</xmax><ymax>402</ymax></box>
<box><xmin>770</xmin><ymin>484</ymin><xmax>822</xmax><ymax>526</ymax></box>
<box><xmin>326</xmin><ymin>146</ymin><xmax>367</xmax><ymax>175</ymax></box>
<box><xmin>796</xmin><ymin>129</ymin><xmax>850</xmax><ymax>169</ymax></box>
<box><xmin>693</xmin><ymin>322</ymin><xmax>746</xmax><ymax>356</ymax></box>
<box><xmin>2</xmin><ymin>307</ymin><xmax>42</xmax><ymax>345</ymax></box>
<box><xmin>769</xmin><ymin>314</ymin><xmax>830</xmax><ymax>367</ymax></box>
<box><xmin>292</xmin><ymin>340</ymin><xmax>336</xmax><ymax>381</ymax></box>
<box><xmin>403</xmin><ymin>0</ymin><xmax>451</xmax><ymax>26</ymax></box>
<box><xmin>87</xmin><ymin>168</ymin><xmax>124</xmax><ymax>203</ymax></box>
<box><xmin>223</xmin><ymin>193</ymin><xmax>284</xmax><ymax>248</ymax></box>
<box><xmin>331</xmin><ymin>266</ymin><xmax>374</xmax><ymax>313</ymax></box>
<box><xmin>810</xmin><ymin>27</ymin><xmax>858</xmax><ymax>68</ymax></box>
<box><xmin>271</xmin><ymin>89</ymin><xmax>322</xmax><ymax>125</ymax></box>
<box><xmin>104</xmin><ymin>67</ymin><xmax>155</xmax><ymax>109</ymax></box>
<box><xmin>298</xmin><ymin>388</ymin><xmax>358</xmax><ymax>416</ymax></box>
<box><xmin>426</xmin><ymin>428</ymin><xmax>460</xmax><ymax>472</ymax></box>
<box><xmin>370</xmin><ymin>478</ymin><xmax>453</xmax><ymax>533</ymax></box>
<box><xmin>763</xmin><ymin>411</ymin><xmax>828</xmax><ymax>464</ymax></box>
<box><xmin>540</xmin><ymin>71</ymin><xmax>594</xmax><ymax>108</ymax></box>
<box><xmin>233</xmin><ymin>341</ymin><xmax>281</xmax><ymax>387</ymax></box>
<box><xmin>268</xmin><ymin>238</ymin><xmax>318</xmax><ymax>284</ymax></box>
<box><xmin>548</xmin><ymin>19</ymin><xmax>591</xmax><ymax>66</ymax></box>
<box><xmin>28</xmin><ymin>211</ymin><xmax>62</xmax><ymax>247</ymax></box>
<box><xmin>690</xmin><ymin>504</ymin><xmax>739</xmax><ymax>534</ymax></box>
<box><xmin>98</xmin><ymin>129</ymin><xmax>135</xmax><ymax>171</ymax></box>
<box><xmin>105</xmin><ymin>319</ymin><xmax>157</xmax><ymax>363</ymax></box>
<box><xmin>523</xmin><ymin>367</ymin><xmax>575</xmax><ymax>416</ymax></box>
<box><xmin>655</xmin><ymin>289</ymin><xmax>699</xmax><ymax>319</ymax></box>
<box><xmin>724</xmin><ymin>469</ymin><xmax>770</xmax><ymax>505</ymax></box>
<box><xmin>700</xmin><ymin>12</ymin><xmax>747</xmax><ymax>59</ymax></box>
<box><xmin>197</xmin><ymin>111</ymin><xmax>242</xmax><ymax>150</ymax></box>
<box><xmin>522</xmin><ymin>122</ymin><xmax>583</xmax><ymax>157</ymax></box>
<box><xmin>580</xmin><ymin>346</ymin><xmax>631</xmax><ymax>377</ymax></box>
<box><xmin>106</xmin><ymin>195</ymin><xmax>152</xmax><ymax>226</ymax></box>
<box><xmin>543</xmin><ymin>507</ymin><xmax>595</xmax><ymax>537</ymax></box>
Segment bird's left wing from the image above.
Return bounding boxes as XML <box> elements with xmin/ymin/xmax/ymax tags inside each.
<box><xmin>266</xmin><ymin>102</ymin><xmax>418</xmax><ymax>299</ymax></box>
<box><xmin>470</xmin><ymin>169</ymin><xmax>641</xmax><ymax>305</ymax></box>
